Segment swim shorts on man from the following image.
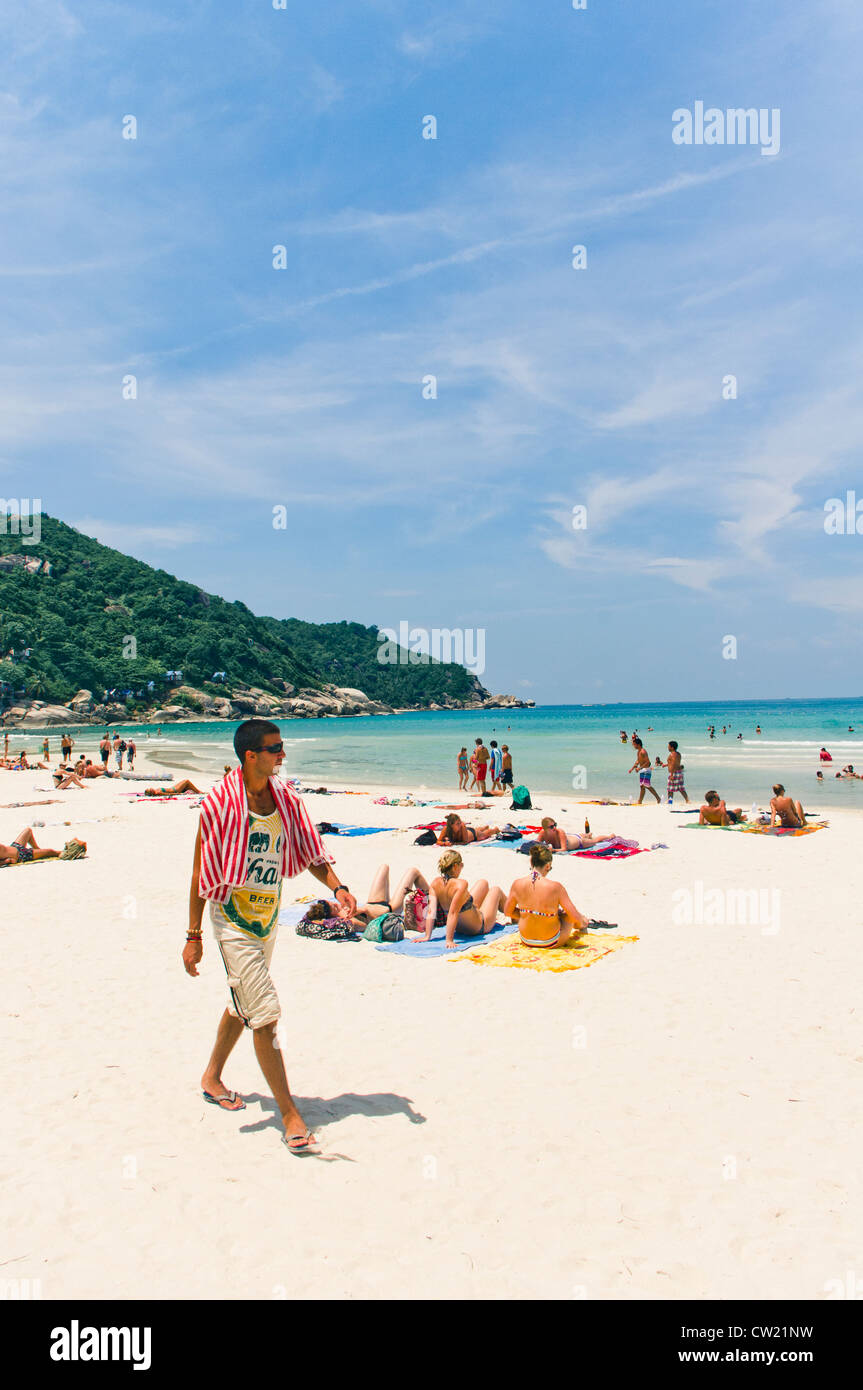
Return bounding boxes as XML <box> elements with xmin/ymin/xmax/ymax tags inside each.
<box><xmin>210</xmin><ymin>807</ymin><xmax>284</xmax><ymax>1028</ymax></box>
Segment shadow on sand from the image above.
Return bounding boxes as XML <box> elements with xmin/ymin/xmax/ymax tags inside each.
<box><xmin>237</xmin><ymin>1090</ymin><xmax>427</xmax><ymax>1160</ymax></box>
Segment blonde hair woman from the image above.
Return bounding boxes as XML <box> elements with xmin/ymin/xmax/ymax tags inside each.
<box><xmin>413</xmin><ymin>848</ymin><xmax>504</xmax><ymax>949</ymax></box>
<box><xmin>504</xmin><ymin>843</ymin><xmax>588</xmax><ymax>948</ymax></box>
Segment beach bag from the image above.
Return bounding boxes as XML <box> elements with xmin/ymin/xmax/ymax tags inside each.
<box><xmin>403</xmin><ymin>889</ymin><xmax>428</xmax><ymax>931</ymax></box>
<box><xmin>363</xmin><ymin>912</ymin><xmax>405</xmax><ymax>943</ymax></box>
<box><xmin>517</xmin><ymin>839</ymin><xmax>539</xmax><ymax>855</ymax></box>
<box><xmin>296</xmin><ymin>916</ymin><xmax>357</xmax><ymax>941</ymax></box>
<box><xmin>510</xmin><ymin>785</ymin><xmax>532</xmax><ymax>811</ymax></box>
<box><xmin>497</xmin><ymin>823</ymin><xmax>522</xmax><ymax>841</ymax></box>
<box><xmin>414</xmin><ymin>828</ymin><xmax>436</xmax><ymax>846</ymax></box>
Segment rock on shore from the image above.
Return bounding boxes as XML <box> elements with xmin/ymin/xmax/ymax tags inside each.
<box><xmin>1</xmin><ymin>683</ymin><xmax>535</xmax><ymax>728</ymax></box>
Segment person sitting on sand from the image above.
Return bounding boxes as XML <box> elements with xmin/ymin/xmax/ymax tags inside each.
<box><xmin>52</xmin><ymin>764</ymin><xmax>87</xmax><ymax>789</ymax></box>
<box><xmin>0</xmin><ymin>827</ymin><xmax>85</xmax><ymax>866</ymax></box>
<box><xmin>436</xmin><ymin>812</ymin><xmax>498</xmax><ymax>845</ymax></box>
<box><xmin>699</xmin><ymin>791</ymin><xmax>746</xmax><ymax>826</ymax></box>
<box><xmin>769</xmin><ymin>783</ymin><xmax>806</xmax><ymax>829</ymax></box>
<box><xmin>304</xmin><ymin>862</ymin><xmax>431</xmax><ymax>932</ymax></box>
<box><xmin>143</xmin><ymin>779</ymin><xmax>201</xmax><ymax>797</ymax></box>
<box><xmin>414</xmin><ymin>849</ymin><xmax>504</xmax><ymax>948</ymax></box>
<box><xmin>537</xmin><ymin>817</ymin><xmax>618</xmax><ymax>852</ymax></box>
<box><xmin>504</xmin><ymin>842</ymin><xmax>589</xmax><ymax>949</ymax></box>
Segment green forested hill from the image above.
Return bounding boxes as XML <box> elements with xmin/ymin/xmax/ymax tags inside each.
<box><xmin>0</xmin><ymin>516</ymin><xmax>481</xmax><ymax>707</ymax></box>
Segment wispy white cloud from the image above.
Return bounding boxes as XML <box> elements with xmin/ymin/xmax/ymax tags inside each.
<box><xmin>70</xmin><ymin>518</ymin><xmax>206</xmax><ymax>550</ymax></box>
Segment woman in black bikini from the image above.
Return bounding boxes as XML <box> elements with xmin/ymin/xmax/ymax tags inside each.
<box><xmin>436</xmin><ymin>813</ymin><xmax>498</xmax><ymax>846</ymax></box>
<box><xmin>304</xmin><ymin>863</ymin><xmax>431</xmax><ymax>932</ymax></box>
<box><xmin>414</xmin><ymin>849</ymin><xmax>504</xmax><ymax>949</ymax></box>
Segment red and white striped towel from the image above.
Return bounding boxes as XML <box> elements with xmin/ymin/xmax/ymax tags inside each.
<box><xmin>199</xmin><ymin>768</ymin><xmax>332</xmax><ymax>903</ymax></box>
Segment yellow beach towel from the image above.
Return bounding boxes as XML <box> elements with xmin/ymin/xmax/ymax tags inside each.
<box><xmin>451</xmin><ymin>929</ymin><xmax>638</xmax><ymax>973</ymax></box>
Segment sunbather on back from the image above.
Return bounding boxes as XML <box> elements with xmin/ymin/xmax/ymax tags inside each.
<box><xmin>0</xmin><ymin>827</ymin><xmax>81</xmax><ymax>865</ymax></box>
<box><xmin>537</xmin><ymin>817</ymin><xmax>617</xmax><ymax>851</ymax></box>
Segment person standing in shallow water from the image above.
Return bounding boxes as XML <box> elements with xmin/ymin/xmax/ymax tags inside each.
<box><xmin>182</xmin><ymin>719</ymin><xmax>358</xmax><ymax>1154</ymax></box>
<box><xmin>456</xmin><ymin>746</ymin><xmax>469</xmax><ymax>790</ymax></box>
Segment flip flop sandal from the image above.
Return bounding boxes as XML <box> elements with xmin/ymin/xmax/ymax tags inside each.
<box><xmin>282</xmin><ymin>1128</ymin><xmax>318</xmax><ymax>1155</ymax></box>
<box><xmin>203</xmin><ymin>1090</ymin><xmax>246</xmax><ymax>1110</ymax></box>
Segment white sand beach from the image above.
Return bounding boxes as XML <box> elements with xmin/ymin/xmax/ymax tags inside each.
<box><xmin>2</xmin><ymin>751</ymin><xmax>861</xmax><ymax>1301</ymax></box>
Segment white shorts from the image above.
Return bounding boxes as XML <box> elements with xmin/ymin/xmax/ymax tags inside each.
<box><xmin>211</xmin><ymin>907</ymin><xmax>281</xmax><ymax>1030</ymax></box>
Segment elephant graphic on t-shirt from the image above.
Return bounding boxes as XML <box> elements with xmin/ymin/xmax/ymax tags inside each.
<box><xmin>248</xmin><ymin>830</ymin><xmax>270</xmax><ymax>854</ymax></box>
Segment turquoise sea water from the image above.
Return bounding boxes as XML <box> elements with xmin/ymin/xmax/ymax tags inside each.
<box><xmin>75</xmin><ymin>697</ymin><xmax>863</xmax><ymax>808</ymax></box>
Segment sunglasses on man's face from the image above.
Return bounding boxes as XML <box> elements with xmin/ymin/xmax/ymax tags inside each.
<box><xmin>257</xmin><ymin>741</ymin><xmax>284</xmax><ymax>754</ymax></box>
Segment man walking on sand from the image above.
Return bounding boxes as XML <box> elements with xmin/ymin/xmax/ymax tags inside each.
<box><xmin>182</xmin><ymin>719</ymin><xmax>358</xmax><ymax>1154</ymax></box>
<box><xmin>628</xmin><ymin>736</ymin><xmax>661</xmax><ymax>804</ymax></box>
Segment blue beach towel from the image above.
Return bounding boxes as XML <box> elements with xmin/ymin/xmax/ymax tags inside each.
<box><xmin>320</xmin><ymin>824</ymin><xmax>394</xmax><ymax>836</ymax></box>
<box><xmin>374</xmin><ymin>921</ymin><xmax>518</xmax><ymax>957</ymax></box>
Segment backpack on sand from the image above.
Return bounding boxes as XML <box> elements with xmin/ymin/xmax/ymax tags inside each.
<box><xmin>510</xmin><ymin>785</ymin><xmax>532</xmax><ymax>811</ymax></box>
<box><xmin>296</xmin><ymin>916</ymin><xmax>357</xmax><ymax>941</ymax></box>
<box><xmin>363</xmin><ymin>912</ymin><xmax>405</xmax><ymax>943</ymax></box>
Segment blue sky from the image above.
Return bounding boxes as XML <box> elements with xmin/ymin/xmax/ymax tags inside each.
<box><xmin>3</xmin><ymin>0</ymin><xmax>863</xmax><ymax>702</ymax></box>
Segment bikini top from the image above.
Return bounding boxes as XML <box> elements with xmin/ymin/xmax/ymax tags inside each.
<box><xmin>517</xmin><ymin>869</ymin><xmax>561</xmax><ymax>916</ymax></box>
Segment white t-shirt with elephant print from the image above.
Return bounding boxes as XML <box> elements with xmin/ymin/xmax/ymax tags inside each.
<box><xmin>211</xmin><ymin>809</ymin><xmax>283</xmax><ymax>941</ymax></box>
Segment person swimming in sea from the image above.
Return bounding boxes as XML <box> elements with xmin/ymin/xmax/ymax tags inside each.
<box><xmin>504</xmin><ymin>842</ymin><xmax>589</xmax><ymax>949</ymax></box>
<box><xmin>412</xmin><ymin>849</ymin><xmax>504</xmax><ymax>948</ymax></box>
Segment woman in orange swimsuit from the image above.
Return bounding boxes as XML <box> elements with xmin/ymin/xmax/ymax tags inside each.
<box><xmin>504</xmin><ymin>843</ymin><xmax>589</xmax><ymax>948</ymax></box>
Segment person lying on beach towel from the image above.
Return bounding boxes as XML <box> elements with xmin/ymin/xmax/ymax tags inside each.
<box><xmin>412</xmin><ymin>849</ymin><xmax>504</xmax><ymax>948</ymax></box>
<box><xmin>504</xmin><ymin>842</ymin><xmax>589</xmax><ymax>949</ymax></box>
<box><xmin>536</xmin><ymin>816</ymin><xmax>619</xmax><ymax>853</ymax></box>
<box><xmin>143</xmin><ymin>779</ymin><xmax>201</xmax><ymax>797</ymax></box>
<box><xmin>302</xmin><ymin>862</ymin><xmax>430</xmax><ymax>932</ymax></box>
<box><xmin>769</xmin><ymin>783</ymin><xmax>806</xmax><ymax>829</ymax></box>
<box><xmin>1</xmin><ymin>752</ymin><xmax>49</xmax><ymax>770</ymax></box>
<box><xmin>436</xmin><ymin>812</ymin><xmax>499</xmax><ymax>846</ymax></box>
<box><xmin>0</xmin><ymin>826</ymin><xmax>86</xmax><ymax>866</ymax></box>
<box><xmin>699</xmin><ymin>791</ymin><xmax>746</xmax><ymax>826</ymax></box>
